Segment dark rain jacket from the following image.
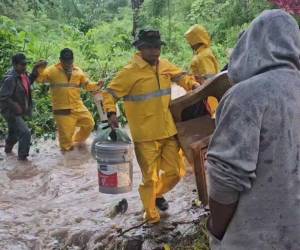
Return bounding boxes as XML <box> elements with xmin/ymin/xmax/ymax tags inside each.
<box><xmin>0</xmin><ymin>69</ymin><xmax>33</xmax><ymax>117</ymax></box>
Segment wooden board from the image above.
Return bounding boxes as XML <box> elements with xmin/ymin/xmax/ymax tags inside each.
<box><xmin>170</xmin><ymin>71</ymin><xmax>231</xmax><ymax>162</ymax></box>
<box><xmin>171</xmin><ymin>71</ymin><xmax>231</xmax><ymax>123</ymax></box>
<box><xmin>170</xmin><ymin>71</ymin><xmax>232</xmax><ymax>205</ymax></box>
<box><xmin>176</xmin><ymin>115</ymin><xmax>215</xmax><ymax>162</ymax></box>
<box><xmin>190</xmin><ymin>137</ymin><xmax>210</xmax><ymax>205</ymax></box>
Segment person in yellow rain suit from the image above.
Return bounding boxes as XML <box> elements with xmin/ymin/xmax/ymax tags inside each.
<box><xmin>185</xmin><ymin>24</ymin><xmax>219</xmax><ymax>81</ymax></box>
<box><xmin>185</xmin><ymin>24</ymin><xmax>220</xmax><ymax>117</ymax></box>
<box><xmin>31</xmin><ymin>48</ymin><xmax>102</xmax><ymax>151</ymax></box>
<box><xmin>103</xmin><ymin>29</ymin><xmax>200</xmax><ymax>224</ymax></box>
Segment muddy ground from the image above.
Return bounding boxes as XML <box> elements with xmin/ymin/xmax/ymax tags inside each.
<box><xmin>0</xmin><ymin>86</ymin><xmax>209</xmax><ymax>250</ymax></box>
<box><xmin>0</xmin><ymin>137</ymin><xmax>208</xmax><ymax>250</ymax></box>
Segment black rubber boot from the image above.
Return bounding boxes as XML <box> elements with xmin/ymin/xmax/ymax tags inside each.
<box><xmin>17</xmin><ymin>155</ymin><xmax>28</xmax><ymax>161</ymax></box>
<box><xmin>4</xmin><ymin>143</ymin><xmax>14</xmax><ymax>154</ymax></box>
<box><xmin>115</xmin><ymin>198</ymin><xmax>128</xmax><ymax>214</ymax></box>
<box><xmin>155</xmin><ymin>197</ymin><xmax>169</xmax><ymax>211</ymax></box>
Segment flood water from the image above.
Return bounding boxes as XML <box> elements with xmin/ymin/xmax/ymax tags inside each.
<box><xmin>0</xmin><ymin>86</ymin><xmax>205</xmax><ymax>250</ymax></box>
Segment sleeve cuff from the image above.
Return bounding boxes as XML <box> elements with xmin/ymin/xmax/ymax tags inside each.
<box><xmin>207</xmin><ymin>170</ymin><xmax>240</xmax><ymax>205</ymax></box>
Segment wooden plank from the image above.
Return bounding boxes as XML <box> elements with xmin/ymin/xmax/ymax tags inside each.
<box><xmin>170</xmin><ymin>71</ymin><xmax>231</xmax><ymax>123</ymax></box>
<box><xmin>176</xmin><ymin>115</ymin><xmax>215</xmax><ymax>162</ymax></box>
<box><xmin>170</xmin><ymin>72</ymin><xmax>232</xmax><ymax>205</ymax></box>
<box><xmin>170</xmin><ymin>72</ymin><xmax>231</xmax><ymax>162</ymax></box>
<box><xmin>190</xmin><ymin>137</ymin><xmax>210</xmax><ymax>206</ymax></box>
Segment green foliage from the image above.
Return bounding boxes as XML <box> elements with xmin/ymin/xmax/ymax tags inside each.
<box><xmin>187</xmin><ymin>0</ymin><xmax>272</xmax><ymax>45</ymax></box>
<box><xmin>28</xmin><ymin>85</ymin><xmax>56</xmax><ymax>140</ymax></box>
<box><xmin>0</xmin><ymin>116</ymin><xmax>7</xmax><ymax>139</ymax></box>
<box><xmin>0</xmin><ymin>0</ymin><xmax>281</xmax><ymax>139</ymax></box>
<box><xmin>0</xmin><ymin>16</ymin><xmax>22</xmax><ymax>79</ymax></box>
<box><xmin>170</xmin><ymin>221</ymin><xmax>210</xmax><ymax>250</ymax></box>
<box><xmin>0</xmin><ymin>0</ymin><xmax>28</xmax><ymax>19</ymax></box>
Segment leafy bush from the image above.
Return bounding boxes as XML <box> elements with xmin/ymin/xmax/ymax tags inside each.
<box><xmin>0</xmin><ymin>0</ymin><xmax>284</xmax><ymax>140</ymax></box>
<box><xmin>0</xmin><ymin>16</ymin><xmax>22</xmax><ymax>79</ymax></box>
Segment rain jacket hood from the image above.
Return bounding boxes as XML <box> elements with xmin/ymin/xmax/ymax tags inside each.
<box><xmin>185</xmin><ymin>24</ymin><xmax>211</xmax><ymax>47</ymax></box>
<box><xmin>228</xmin><ymin>9</ymin><xmax>300</xmax><ymax>84</ymax></box>
<box><xmin>206</xmin><ymin>9</ymin><xmax>300</xmax><ymax>250</ymax></box>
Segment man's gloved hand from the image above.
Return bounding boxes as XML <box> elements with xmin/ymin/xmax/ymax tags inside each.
<box><xmin>194</xmin><ymin>75</ymin><xmax>204</xmax><ymax>85</ymax></box>
<box><xmin>31</xmin><ymin>60</ymin><xmax>48</xmax><ymax>80</ymax></box>
<box><xmin>33</xmin><ymin>60</ymin><xmax>48</xmax><ymax>71</ymax></box>
<box><xmin>108</xmin><ymin>112</ymin><xmax>119</xmax><ymax>129</ymax></box>
<box><xmin>192</xmin><ymin>82</ymin><xmax>201</xmax><ymax>90</ymax></box>
<box><xmin>97</xmin><ymin>80</ymin><xmax>104</xmax><ymax>88</ymax></box>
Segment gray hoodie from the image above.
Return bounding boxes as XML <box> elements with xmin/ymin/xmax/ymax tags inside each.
<box><xmin>206</xmin><ymin>10</ymin><xmax>300</xmax><ymax>250</ymax></box>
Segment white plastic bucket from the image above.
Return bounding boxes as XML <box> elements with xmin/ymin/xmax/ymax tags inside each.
<box><xmin>95</xmin><ymin>142</ymin><xmax>133</xmax><ymax>194</ymax></box>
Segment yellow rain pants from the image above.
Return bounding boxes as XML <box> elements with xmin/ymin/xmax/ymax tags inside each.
<box><xmin>35</xmin><ymin>63</ymin><xmax>100</xmax><ymax>151</ymax></box>
<box><xmin>54</xmin><ymin>110</ymin><xmax>94</xmax><ymax>151</ymax></box>
<box><xmin>135</xmin><ymin>136</ymin><xmax>183</xmax><ymax>223</ymax></box>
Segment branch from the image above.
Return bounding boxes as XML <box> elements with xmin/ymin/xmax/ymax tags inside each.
<box><xmin>117</xmin><ymin>220</ymin><xmax>148</xmax><ymax>237</ymax></box>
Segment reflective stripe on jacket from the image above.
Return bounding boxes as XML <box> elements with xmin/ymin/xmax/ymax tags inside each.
<box><xmin>36</xmin><ymin>63</ymin><xmax>99</xmax><ymax>111</ymax></box>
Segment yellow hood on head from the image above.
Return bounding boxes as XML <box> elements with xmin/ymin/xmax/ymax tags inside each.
<box><xmin>185</xmin><ymin>24</ymin><xmax>211</xmax><ymax>47</ymax></box>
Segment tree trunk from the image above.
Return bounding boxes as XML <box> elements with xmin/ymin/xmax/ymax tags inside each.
<box><xmin>167</xmin><ymin>0</ymin><xmax>171</xmax><ymax>44</ymax></box>
<box><xmin>131</xmin><ymin>0</ymin><xmax>144</xmax><ymax>37</ymax></box>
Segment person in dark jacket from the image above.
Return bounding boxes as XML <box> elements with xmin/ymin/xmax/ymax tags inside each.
<box><xmin>0</xmin><ymin>53</ymin><xmax>33</xmax><ymax>161</ymax></box>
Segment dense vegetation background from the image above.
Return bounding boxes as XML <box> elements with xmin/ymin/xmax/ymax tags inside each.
<box><xmin>0</xmin><ymin>0</ymin><xmax>278</xmax><ymax>140</ymax></box>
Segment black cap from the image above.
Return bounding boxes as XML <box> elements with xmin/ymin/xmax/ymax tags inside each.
<box><xmin>60</xmin><ymin>48</ymin><xmax>74</xmax><ymax>60</ymax></box>
<box><xmin>133</xmin><ymin>29</ymin><xmax>166</xmax><ymax>48</ymax></box>
<box><xmin>12</xmin><ymin>53</ymin><xmax>28</xmax><ymax>65</ymax></box>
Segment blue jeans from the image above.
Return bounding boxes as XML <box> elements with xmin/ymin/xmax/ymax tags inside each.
<box><xmin>3</xmin><ymin>114</ymin><xmax>31</xmax><ymax>157</ymax></box>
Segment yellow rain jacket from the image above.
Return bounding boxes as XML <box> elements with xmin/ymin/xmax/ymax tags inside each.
<box><xmin>185</xmin><ymin>24</ymin><xmax>220</xmax><ymax>117</ymax></box>
<box><xmin>185</xmin><ymin>24</ymin><xmax>219</xmax><ymax>77</ymax></box>
<box><xmin>36</xmin><ymin>63</ymin><xmax>100</xmax><ymax>111</ymax></box>
<box><xmin>36</xmin><ymin>63</ymin><xmax>100</xmax><ymax>150</ymax></box>
<box><xmin>102</xmin><ymin>53</ymin><xmax>198</xmax><ymax>142</ymax></box>
<box><xmin>103</xmin><ymin>52</ymin><xmax>197</xmax><ymax>223</ymax></box>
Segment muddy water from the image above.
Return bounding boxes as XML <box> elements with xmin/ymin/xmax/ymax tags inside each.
<box><xmin>0</xmin><ymin>86</ymin><xmax>206</xmax><ymax>250</ymax></box>
<box><xmin>0</xmin><ymin>136</ymin><xmax>204</xmax><ymax>250</ymax></box>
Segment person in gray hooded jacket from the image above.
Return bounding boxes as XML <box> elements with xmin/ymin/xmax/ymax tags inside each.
<box><xmin>206</xmin><ymin>10</ymin><xmax>300</xmax><ymax>250</ymax></box>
